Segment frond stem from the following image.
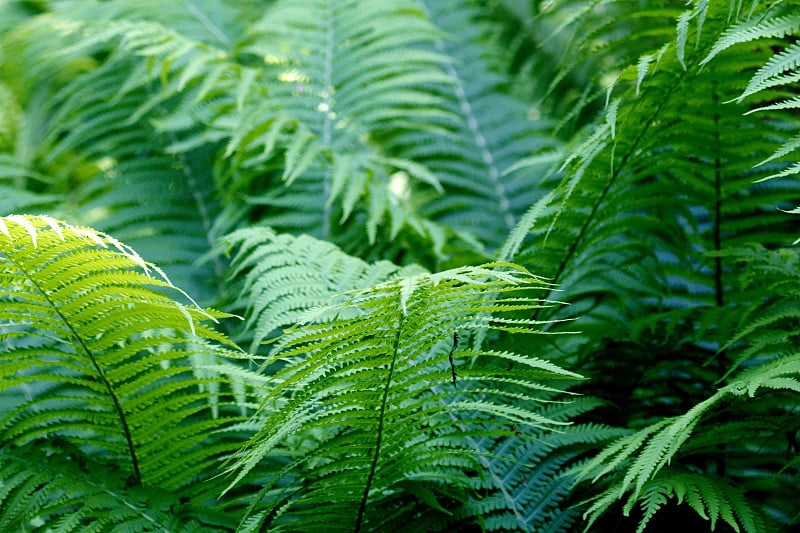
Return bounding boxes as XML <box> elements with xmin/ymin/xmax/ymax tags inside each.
<box><xmin>4</xmin><ymin>253</ymin><xmax>141</xmax><ymax>483</ymax></box>
<box><xmin>321</xmin><ymin>0</ymin><xmax>335</xmax><ymax>238</ymax></box>
<box><xmin>533</xmin><ymin>70</ymin><xmax>688</xmax><ymax>323</ymax></box>
<box><xmin>432</xmin><ymin>37</ymin><xmax>515</xmax><ymax>230</ymax></box>
<box><xmin>354</xmin><ymin>312</ymin><xmax>405</xmax><ymax>533</ymax></box>
<box><xmin>184</xmin><ymin>0</ymin><xmax>231</xmax><ymax>47</ymax></box>
<box><xmin>712</xmin><ymin>79</ymin><xmax>724</xmax><ymax>308</ymax></box>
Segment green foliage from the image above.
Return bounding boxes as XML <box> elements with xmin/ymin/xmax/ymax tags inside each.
<box><xmin>217</xmin><ymin>227</ymin><xmax>427</xmax><ymax>351</ymax></box>
<box><xmin>1</xmin><ymin>0</ymin><xmax>800</xmax><ymax>531</ymax></box>
<box><xmin>225</xmin><ymin>261</ymin><xmax>582</xmax><ymax>531</ymax></box>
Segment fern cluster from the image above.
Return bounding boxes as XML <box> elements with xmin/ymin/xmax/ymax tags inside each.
<box><xmin>1</xmin><ymin>0</ymin><xmax>799</xmax><ymax>531</ymax></box>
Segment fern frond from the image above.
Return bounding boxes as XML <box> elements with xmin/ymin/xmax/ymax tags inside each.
<box><xmin>217</xmin><ymin>226</ymin><xmax>426</xmax><ymax>351</ymax></box>
<box><xmin>0</xmin><ymin>214</ymin><xmax>253</xmax><ymax>490</ymax></box>
<box><xmin>386</xmin><ymin>0</ymin><xmax>562</xmax><ymax>249</ymax></box>
<box><xmin>505</xmin><ymin>0</ymin><xmax>798</xmax><ymax>346</ymax></box>
<box><xmin>227</xmin><ymin>0</ymin><xmax>452</xmax><ymax>244</ymax></box>
<box><xmin>575</xmin><ymin>389</ymin><xmax>768</xmax><ymax>531</ymax></box>
<box><xmin>575</xmin><ymin>349</ymin><xmax>800</xmax><ymax>531</ymax></box>
<box><xmin>224</xmin><ymin>262</ymin><xmax>582</xmax><ymax>531</ymax></box>
<box><xmin>629</xmin><ymin>469</ymin><xmax>766</xmax><ymax>533</ymax></box>
<box><xmin>2</xmin><ymin>12</ymin><xmax>242</xmax><ymax>301</ymax></box>
<box><xmin>701</xmin><ymin>10</ymin><xmax>800</xmax><ymax>67</ymax></box>
<box><xmin>460</xmin><ymin>397</ymin><xmax>625</xmax><ymax>532</ymax></box>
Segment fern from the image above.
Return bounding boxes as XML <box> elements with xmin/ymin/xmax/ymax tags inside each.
<box><xmin>459</xmin><ymin>397</ymin><xmax>625</xmax><ymax>532</ymax></box>
<box><xmin>223</xmin><ymin>261</ymin><xmax>582</xmax><ymax>531</ymax></box>
<box><xmin>702</xmin><ymin>5</ymin><xmax>800</xmax><ymax>181</ymax></box>
<box><xmin>386</xmin><ymin>0</ymin><xmax>562</xmax><ymax>250</ymax></box>
<box><xmin>492</xmin><ymin>1</ymin><xmax>800</xmax><ymax>530</ymax></box>
<box><xmin>227</xmin><ymin>0</ymin><xmax>452</xmax><ymax>247</ymax></box>
<box><xmin>0</xmin><ymin>215</ymin><xmax>252</xmax><ymax>490</ymax></box>
<box><xmin>217</xmin><ymin>226</ymin><xmax>427</xmax><ymax>351</ymax></box>
<box><xmin>3</xmin><ymin>0</ymin><xmax>800</xmax><ymax>531</ymax></box>
<box><xmin>633</xmin><ymin>469</ymin><xmax>765</xmax><ymax>533</ymax></box>
<box><xmin>0</xmin><ymin>442</ymin><xmax>236</xmax><ymax>532</ymax></box>
<box><xmin>0</xmin><ymin>10</ymin><xmax>240</xmax><ymax>301</ymax></box>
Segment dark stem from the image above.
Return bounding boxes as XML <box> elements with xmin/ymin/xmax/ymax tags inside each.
<box><xmin>6</xmin><ymin>253</ymin><xmax>141</xmax><ymax>483</ymax></box>
<box><xmin>532</xmin><ymin>69</ymin><xmax>688</xmax><ymax>324</ymax></box>
<box><xmin>712</xmin><ymin>83</ymin><xmax>724</xmax><ymax>308</ymax></box>
<box><xmin>354</xmin><ymin>313</ymin><xmax>405</xmax><ymax>533</ymax></box>
<box><xmin>711</xmin><ymin>76</ymin><xmax>726</xmax><ymax>478</ymax></box>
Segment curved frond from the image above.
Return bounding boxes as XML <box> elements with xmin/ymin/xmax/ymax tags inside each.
<box><xmin>0</xmin><ymin>215</ymin><xmax>252</xmax><ymax>490</ymax></box>
<box><xmin>217</xmin><ymin>226</ymin><xmax>426</xmax><ymax>351</ymax></box>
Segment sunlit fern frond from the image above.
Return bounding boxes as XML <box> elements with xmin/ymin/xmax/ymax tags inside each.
<box><xmin>0</xmin><ymin>214</ymin><xmax>256</xmax><ymax>491</ymax></box>
<box><xmin>224</xmin><ymin>262</ymin><xmax>583</xmax><ymax>531</ymax></box>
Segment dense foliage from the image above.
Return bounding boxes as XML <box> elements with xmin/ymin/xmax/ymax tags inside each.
<box><xmin>0</xmin><ymin>0</ymin><xmax>798</xmax><ymax>531</ymax></box>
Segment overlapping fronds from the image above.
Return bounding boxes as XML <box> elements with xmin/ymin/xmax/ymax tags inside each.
<box><xmin>488</xmin><ymin>1</ymin><xmax>800</xmax><ymax>530</ymax></box>
<box><xmin>218</xmin><ymin>226</ymin><xmax>427</xmax><ymax>351</ymax></box>
<box><xmin>0</xmin><ymin>6</ymin><xmax>245</xmax><ymax>300</ymax></box>
<box><xmin>224</xmin><ymin>262</ymin><xmax>583</xmax><ymax>531</ymax></box>
<box><xmin>0</xmin><ymin>215</ymin><xmax>253</xmax><ymax>491</ymax></box>
<box><xmin>2</xmin><ymin>0</ymin><xmax>800</xmax><ymax>531</ymax></box>
<box><xmin>629</xmin><ymin>469</ymin><xmax>764</xmax><ymax>533</ymax></box>
<box><xmin>702</xmin><ymin>6</ymin><xmax>800</xmax><ymax>183</ymax></box>
<box><xmin>0</xmin><ymin>442</ymin><xmax>238</xmax><ymax>533</ymax></box>
<box><xmin>456</xmin><ymin>397</ymin><xmax>625</xmax><ymax>532</ymax></box>
<box><xmin>575</xmin><ymin>347</ymin><xmax>800</xmax><ymax>532</ymax></box>
<box><xmin>508</xmin><ymin>1</ymin><xmax>797</xmax><ymax>330</ymax></box>
<box><xmin>572</xmin><ymin>243</ymin><xmax>800</xmax><ymax>530</ymax></box>
<box><xmin>495</xmin><ymin>0</ymin><xmax>799</xmax><ymax>369</ymax></box>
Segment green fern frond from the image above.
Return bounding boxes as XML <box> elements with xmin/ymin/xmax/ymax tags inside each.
<box><xmin>49</xmin><ymin>57</ymin><xmax>225</xmax><ymax>300</ymax></box>
<box><xmin>700</xmin><ymin>10</ymin><xmax>800</xmax><ymax>67</ymax></box>
<box><xmin>460</xmin><ymin>397</ymin><xmax>625</xmax><ymax>532</ymax></box>
<box><xmin>224</xmin><ymin>262</ymin><xmax>582</xmax><ymax>531</ymax></box>
<box><xmin>0</xmin><ymin>214</ymin><xmax>253</xmax><ymax>490</ymax></box>
<box><xmin>385</xmin><ymin>0</ymin><xmax>562</xmax><ymax>249</ymax></box>
<box><xmin>227</xmin><ymin>0</ymin><xmax>452</xmax><ymax>243</ymax></box>
<box><xmin>737</xmin><ymin>40</ymin><xmax>800</xmax><ymax>103</ymax></box>
<box><xmin>575</xmin><ymin>390</ymin><xmax>765</xmax><ymax>531</ymax></box>
<box><xmin>697</xmin><ymin>7</ymin><xmax>800</xmax><ymax>184</ymax></box>
<box><xmin>506</xmin><ymin>0</ymin><xmax>798</xmax><ymax>344</ymax></box>
<box><xmin>629</xmin><ymin>469</ymin><xmax>766</xmax><ymax>533</ymax></box>
<box><xmin>575</xmin><ymin>349</ymin><xmax>800</xmax><ymax>530</ymax></box>
<box><xmin>217</xmin><ymin>226</ymin><xmax>427</xmax><ymax>351</ymax></box>
<box><xmin>2</xmin><ymin>12</ymin><xmax>241</xmax><ymax>300</ymax></box>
